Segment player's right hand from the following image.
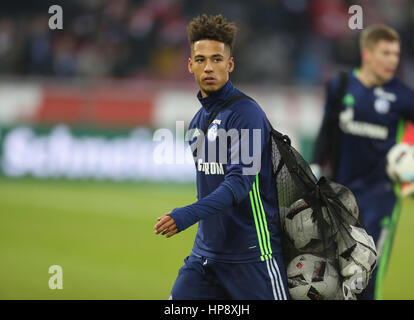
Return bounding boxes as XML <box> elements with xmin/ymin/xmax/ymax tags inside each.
<box><xmin>154</xmin><ymin>213</ymin><xmax>178</xmax><ymax>238</ymax></box>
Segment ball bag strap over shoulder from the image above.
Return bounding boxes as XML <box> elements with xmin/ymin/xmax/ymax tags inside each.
<box><xmin>201</xmin><ymin>94</ymin><xmax>254</xmax><ymax>134</ymax></box>
<box><xmin>194</xmin><ymin>94</ymin><xmax>254</xmax><ymax>157</ymax></box>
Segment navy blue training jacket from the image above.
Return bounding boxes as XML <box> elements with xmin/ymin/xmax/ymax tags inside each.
<box><xmin>169</xmin><ymin>80</ymin><xmax>282</xmax><ymax>263</ymax></box>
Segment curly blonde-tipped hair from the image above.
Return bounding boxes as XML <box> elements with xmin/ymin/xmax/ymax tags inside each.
<box><xmin>187</xmin><ymin>14</ymin><xmax>238</xmax><ymax>52</ymax></box>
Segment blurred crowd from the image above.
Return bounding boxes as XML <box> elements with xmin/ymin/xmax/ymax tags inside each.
<box><xmin>1</xmin><ymin>0</ymin><xmax>414</xmax><ymax>85</ymax></box>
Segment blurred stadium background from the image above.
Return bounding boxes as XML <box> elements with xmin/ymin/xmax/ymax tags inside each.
<box><xmin>0</xmin><ymin>0</ymin><xmax>413</xmax><ymax>299</ymax></box>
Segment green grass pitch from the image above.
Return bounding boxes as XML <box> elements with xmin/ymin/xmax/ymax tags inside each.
<box><xmin>0</xmin><ymin>177</ymin><xmax>413</xmax><ymax>299</ymax></box>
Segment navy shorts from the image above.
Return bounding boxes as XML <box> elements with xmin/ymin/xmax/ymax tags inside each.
<box><xmin>170</xmin><ymin>254</ymin><xmax>290</xmax><ymax>300</ymax></box>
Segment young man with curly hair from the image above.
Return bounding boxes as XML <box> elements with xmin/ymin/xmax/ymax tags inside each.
<box><xmin>154</xmin><ymin>14</ymin><xmax>289</xmax><ymax>300</ymax></box>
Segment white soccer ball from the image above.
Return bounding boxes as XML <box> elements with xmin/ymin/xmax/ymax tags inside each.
<box><xmin>386</xmin><ymin>143</ymin><xmax>414</xmax><ymax>183</ymax></box>
<box><xmin>286</xmin><ymin>254</ymin><xmax>342</xmax><ymax>300</ymax></box>
<box><xmin>329</xmin><ymin>182</ymin><xmax>360</xmax><ymax>225</ymax></box>
<box><xmin>284</xmin><ymin>199</ymin><xmax>333</xmax><ymax>252</ymax></box>
<box><xmin>337</xmin><ymin>225</ymin><xmax>377</xmax><ymax>290</ymax></box>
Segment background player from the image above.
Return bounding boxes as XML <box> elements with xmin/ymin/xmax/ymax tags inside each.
<box><xmin>400</xmin><ymin>122</ymin><xmax>414</xmax><ymax>197</ymax></box>
<box><xmin>311</xmin><ymin>24</ymin><xmax>414</xmax><ymax>300</ymax></box>
<box><xmin>154</xmin><ymin>14</ymin><xmax>289</xmax><ymax>300</ymax></box>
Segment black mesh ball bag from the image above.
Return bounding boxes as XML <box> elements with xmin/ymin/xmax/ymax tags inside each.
<box><xmin>269</xmin><ymin>124</ymin><xmax>377</xmax><ymax>300</ymax></box>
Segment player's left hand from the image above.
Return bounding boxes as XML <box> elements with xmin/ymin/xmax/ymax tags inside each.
<box><xmin>154</xmin><ymin>213</ymin><xmax>178</xmax><ymax>238</ymax></box>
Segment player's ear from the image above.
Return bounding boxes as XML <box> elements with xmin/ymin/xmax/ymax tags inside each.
<box><xmin>361</xmin><ymin>49</ymin><xmax>366</xmax><ymax>61</ymax></box>
<box><xmin>361</xmin><ymin>48</ymin><xmax>371</xmax><ymax>63</ymax></box>
<box><xmin>228</xmin><ymin>57</ymin><xmax>234</xmax><ymax>73</ymax></box>
<box><xmin>188</xmin><ymin>57</ymin><xmax>193</xmax><ymax>74</ymax></box>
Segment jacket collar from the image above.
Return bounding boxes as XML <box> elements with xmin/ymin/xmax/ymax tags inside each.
<box><xmin>197</xmin><ymin>80</ymin><xmax>235</xmax><ymax>111</ymax></box>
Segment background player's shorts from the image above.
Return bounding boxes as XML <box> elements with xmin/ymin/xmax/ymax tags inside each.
<box><xmin>355</xmin><ymin>182</ymin><xmax>399</xmax><ymax>300</ymax></box>
<box><xmin>170</xmin><ymin>253</ymin><xmax>289</xmax><ymax>300</ymax></box>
